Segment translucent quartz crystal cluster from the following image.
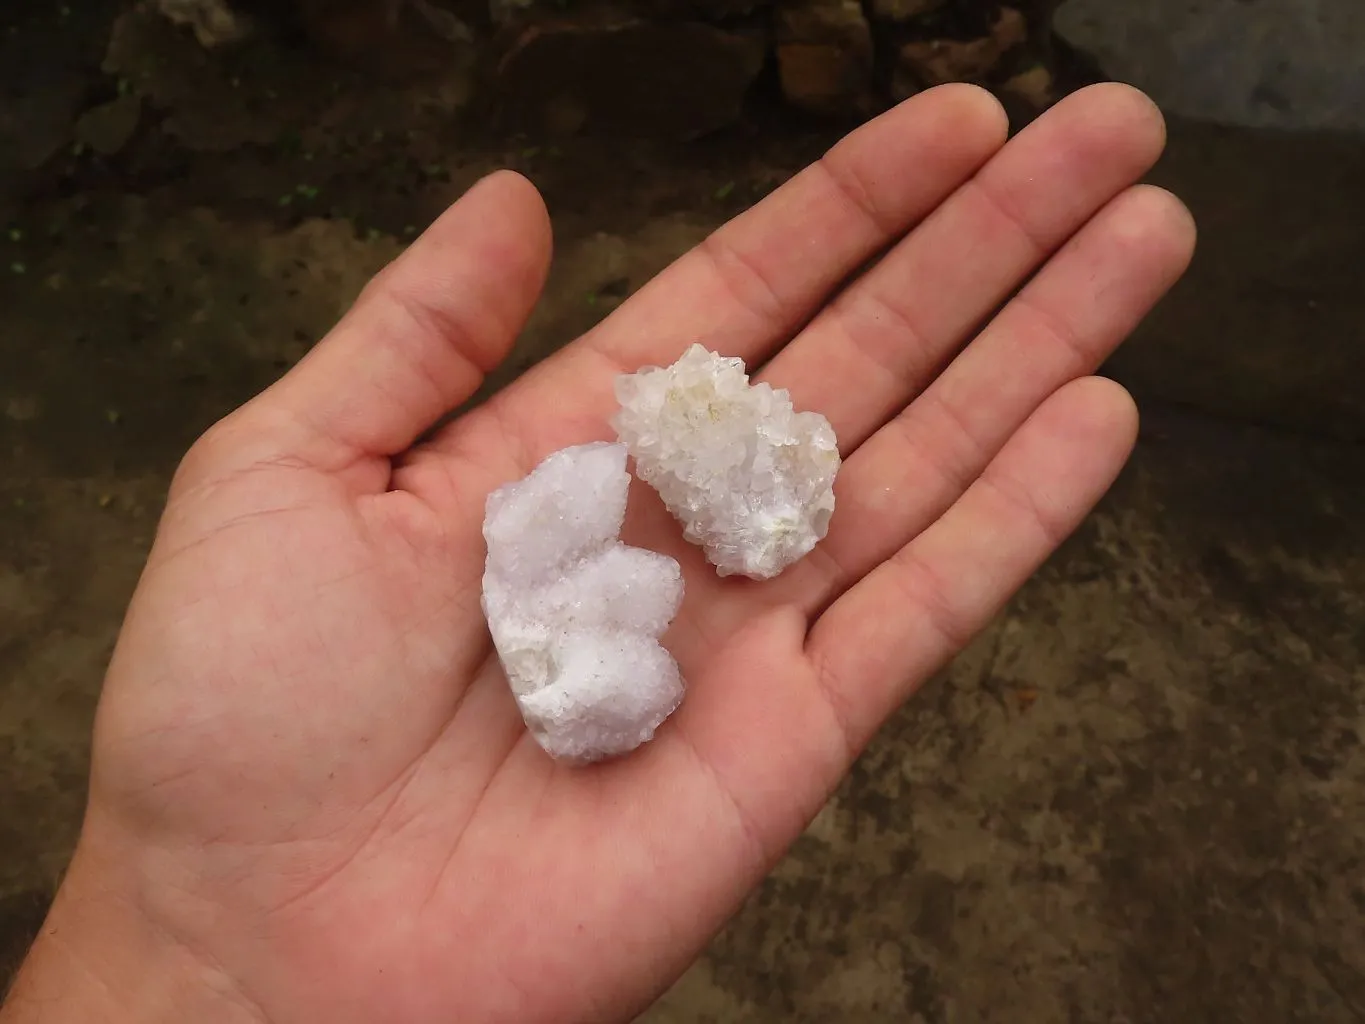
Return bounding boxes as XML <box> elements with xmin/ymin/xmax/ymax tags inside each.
<box><xmin>481</xmin><ymin>442</ymin><xmax>684</xmax><ymax>763</ymax></box>
<box><xmin>482</xmin><ymin>346</ymin><xmax>840</xmax><ymax>762</ymax></box>
<box><xmin>612</xmin><ymin>344</ymin><xmax>841</xmax><ymax>580</ymax></box>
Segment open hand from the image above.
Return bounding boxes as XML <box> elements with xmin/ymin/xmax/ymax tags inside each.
<box><xmin>2</xmin><ymin>83</ymin><xmax>1194</xmax><ymax>1024</ymax></box>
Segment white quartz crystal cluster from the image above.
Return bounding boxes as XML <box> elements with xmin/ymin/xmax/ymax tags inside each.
<box><xmin>612</xmin><ymin>344</ymin><xmax>841</xmax><ymax>580</ymax></box>
<box><xmin>481</xmin><ymin>442</ymin><xmax>684</xmax><ymax>763</ymax></box>
<box><xmin>482</xmin><ymin>345</ymin><xmax>840</xmax><ymax>763</ymax></box>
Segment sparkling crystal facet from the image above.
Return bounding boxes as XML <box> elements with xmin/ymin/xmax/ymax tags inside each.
<box><xmin>612</xmin><ymin>344</ymin><xmax>841</xmax><ymax>580</ymax></box>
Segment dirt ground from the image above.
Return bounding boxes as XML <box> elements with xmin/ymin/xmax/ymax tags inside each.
<box><xmin>3</xmin><ymin>3</ymin><xmax>1364</xmax><ymax>1021</ymax></box>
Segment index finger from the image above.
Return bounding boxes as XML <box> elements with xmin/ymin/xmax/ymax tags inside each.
<box><xmin>436</xmin><ymin>84</ymin><xmax>1010</xmax><ymax>473</ymax></box>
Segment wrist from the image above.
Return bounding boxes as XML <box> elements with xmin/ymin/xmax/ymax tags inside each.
<box><xmin>1</xmin><ymin>843</ymin><xmax>265</xmax><ymax>1024</ymax></box>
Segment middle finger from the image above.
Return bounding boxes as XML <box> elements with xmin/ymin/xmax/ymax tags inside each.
<box><xmin>755</xmin><ymin>82</ymin><xmax>1168</xmax><ymax>453</ymax></box>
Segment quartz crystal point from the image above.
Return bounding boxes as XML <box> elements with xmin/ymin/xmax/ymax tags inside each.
<box><xmin>481</xmin><ymin>442</ymin><xmax>685</xmax><ymax>763</ymax></box>
<box><xmin>612</xmin><ymin>344</ymin><xmax>841</xmax><ymax>580</ymax></box>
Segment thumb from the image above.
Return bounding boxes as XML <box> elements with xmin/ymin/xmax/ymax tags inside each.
<box><xmin>236</xmin><ymin>171</ymin><xmax>553</xmax><ymax>480</ymax></box>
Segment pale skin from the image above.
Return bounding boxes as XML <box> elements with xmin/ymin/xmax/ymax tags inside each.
<box><xmin>1</xmin><ymin>83</ymin><xmax>1194</xmax><ymax>1023</ymax></box>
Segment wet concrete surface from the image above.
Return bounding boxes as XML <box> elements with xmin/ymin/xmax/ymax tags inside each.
<box><xmin>1114</xmin><ymin>117</ymin><xmax>1365</xmax><ymax>444</ymax></box>
<box><xmin>652</xmin><ymin>406</ymin><xmax>1365</xmax><ymax>1022</ymax></box>
<box><xmin>1057</xmin><ymin>0</ymin><xmax>1365</xmax><ymax>131</ymax></box>
<box><xmin>3</xmin><ymin>3</ymin><xmax>1365</xmax><ymax>1020</ymax></box>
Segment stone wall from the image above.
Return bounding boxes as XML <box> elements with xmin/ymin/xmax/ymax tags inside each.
<box><xmin>485</xmin><ymin>0</ymin><xmax>1075</xmax><ymax>136</ymax></box>
<box><xmin>157</xmin><ymin>1</ymin><xmax>1083</xmax><ymax>137</ymax></box>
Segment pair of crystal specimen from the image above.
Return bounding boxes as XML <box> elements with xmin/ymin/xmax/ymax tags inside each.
<box><xmin>480</xmin><ymin>345</ymin><xmax>840</xmax><ymax>763</ymax></box>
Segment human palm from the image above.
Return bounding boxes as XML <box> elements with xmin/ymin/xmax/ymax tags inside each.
<box><xmin>17</xmin><ymin>84</ymin><xmax>1193</xmax><ymax>1024</ymax></box>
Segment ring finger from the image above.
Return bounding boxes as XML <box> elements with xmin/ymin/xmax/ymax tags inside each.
<box><xmin>780</xmin><ymin>182</ymin><xmax>1196</xmax><ymax>614</ymax></box>
<box><xmin>754</xmin><ymin>82</ymin><xmax>1169</xmax><ymax>455</ymax></box>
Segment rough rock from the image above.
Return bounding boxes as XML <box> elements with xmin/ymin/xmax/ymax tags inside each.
<box><xmin>776</xmin><ymin>0</ymin><xmax>877</xmax><ymax>117</ymax></box>
<box><xmin>1001</xmin><ymin>63</ymin><xmax>1055</xmax><ymax>106</ymax></box>
<box><xmin>894</xmin><ymin>5</ymin><xmax>1027</xmax><ymax>95</ymax></box>
<box><xmin>489</xmin><ymin>0</ymin><xmax>535</xmax><ymax>27</ymax></box>
<box><xmin>0</xmin><ymin>82</ymin><xmax>84</xmax><ymax>183</ymax></box>
<box><xmin>493</xmin><ymin>0</ymin><xmax>768</xmax><ymax>25</ymax></box>
<box><xmin>154</xmin><ymin>0</ymin><xmax>254</xmax><ymax>47</ymax></box>
<box><xmin>683</xmin><ymin>0</ymin><xmax>767</xmax><ymax>16</ymax></box>
<box><xmin>493</xmin><ymin>15</ymin><xmax>765</xmax><ymax>139</ymax></box>
<box><xmin>293</xmin><ymin>0</ymin><xmax>475</xmax><ymax>78</ymax></box>
<box><xmin>994</xmin><ymin>62</ymin><xmax>1059</xmax><ymax>128</ymax></box>
<box><xmin>72</xmin><ymin>96</ymin><xmax>143</xmax><ymax>157</ymax></box>
<box><xmin>613</xmin><ymin>345</ymin><xmax>841</xmax><ymax>581</ymax></box>
<box><xmin>103</xmin><ymin>10</ymin><xmax>283</xmax><ymax>151</ymax></box>
<box><xmin>870</xmin><ymin>0</ymin><xmax>947</xmax><ymax>22</ymax></box>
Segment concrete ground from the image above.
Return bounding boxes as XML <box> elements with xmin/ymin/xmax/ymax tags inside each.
<box><xmin>2</xmin><ymin>4</ymin><xmax>1364</xmax><ymax>1021</ymax></box>
<box><xmin>1057</xmin><ymin>0</ymin><xmax>1365</xmax><ymax>131</ymax></box>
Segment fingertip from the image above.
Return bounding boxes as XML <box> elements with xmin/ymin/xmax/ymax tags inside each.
<box><xmin>1058</xmin><ymin>81</ymin><xmax>1168</xmax><ymax>156</ymax></box>
<box><xmin>447</xmin><ymin>169</ymin><xmax>553</xmax><ymax>268</ymax></box>
<box><xmin>476</xmin><ymin>169</ymin><xmax>554</xmax><ymax>246</ymax></box>
<box><xmin>1129</xmin><ymin>183</ymin><xmax>1197</xmax><ymax>261</ymax></box>
<box><xmin>845</xmin><ymin>80</ymin><xmax>1009</xmax><ymax>177</ymax></box>
<box><xmin>924</xmin><ymin>80</ymin><xmax>1011</xmax><ymax>136</ymax></box>
<box><xmin>1067</xmin><ymin>81</ymin><xmax>1166</xmax><ymax>132</ymax></box>
<box><xmin>395</xmin><ymin>168</ymin><xmax>554</xmax><ymax>374</ymax></box>
<box><xmin>912</xmin><ymin>81</ymin><xmax>1012</xmax><ymax>156</ymax></box>
<box><xmin>1059</xmin><ymin>374</ymin><xmax>1141</xmax><ymax>451</ymax></box>
<box><xmin>260</xmin><ymin>165</ymin><xmax>559</xmax><ymax>469</ymax></box>
<box><xmin>1094</xmin><ymin>185</ymin><xmax>1198</xmax><ymax>293</ymax></box>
